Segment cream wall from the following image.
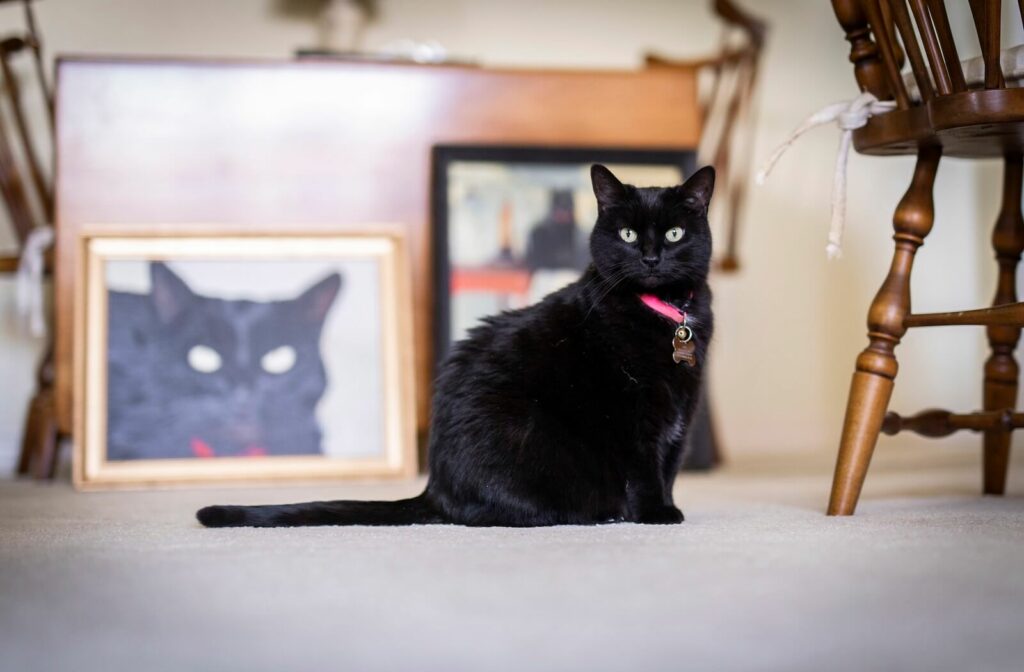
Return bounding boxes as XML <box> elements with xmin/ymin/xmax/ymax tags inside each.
<box><xmin>0</xmin><ymin>0</ymin><xmax>1015</xmax><ymax>471</ymax></box>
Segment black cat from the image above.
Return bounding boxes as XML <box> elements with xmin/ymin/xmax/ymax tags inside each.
<box><xmin>107</xmin><ymin>263</ymin><xmax>341</xmax><ymax>460</ymax></box>
<box><xmin>198</xmin><ymin>164</ymin><xmax>714</xmax><ymax>527</ymax></box>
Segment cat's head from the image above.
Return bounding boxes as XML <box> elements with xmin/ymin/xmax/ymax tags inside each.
<box><xmin>588</xmin><ymin>164</ymin><xmax>714</xmax><ymax>291</ymax></box>
<box><xmin>141</xmin><ymin>262</ymin><xmax>342</xmax><ymax>456</ymax></box>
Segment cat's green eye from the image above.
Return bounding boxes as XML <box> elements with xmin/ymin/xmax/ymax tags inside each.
<box><xmin>665</xmin><ymin>227</ymin><xmax>685</xmax><ymax>243</ymax></box>
<box><xmin>261</xmin><ymin>345</ymin><xmax>297</xmax><ymax>375</ymax></box>
<box><xmin>619</xmin><ymin>227</ymin><xmax>638</xmax><ymax>243</ymax></box>
<box><xmin>187</xmin><ymin>345</ymin><xmax>222</xmax><ymax>374</ymax></box>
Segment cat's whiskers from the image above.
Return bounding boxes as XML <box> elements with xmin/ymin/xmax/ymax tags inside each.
<box><xmin>583</xmin><ymin>265</ymin><xmax>632</xmax><ymax>322</ymax></box>
<box><xmin>592</xmin><ymin>271</ymin><xmax>629</xmax><ymax>305</ymax></box>
<box><xmin>576</xmin><ymin>268</ymin><xmax>615</xmax><ymax>295</ymax></box>
<box><xmin>581</xmin><ymin>262</ymin><xmax>628</xmax><ymax>295</ymax></box>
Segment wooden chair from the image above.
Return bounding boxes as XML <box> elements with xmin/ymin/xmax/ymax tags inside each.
<box><xmin>1</xmin><ymin>0</ymin><xmax>59</xmax><ymax>479</ymax></box>
<box><xmin>829</xmin><ymin>0</ymin><xmax>1024</xmax><ymax>514</ymax></box>
<box><xmin>647</xmin><ymin>0</ymin><xmax>766</xmax><ymax>273</ymax></box>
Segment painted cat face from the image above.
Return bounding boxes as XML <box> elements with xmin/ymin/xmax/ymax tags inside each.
<box><xmin>588</xmin><ymin>164</ymin><xmax>715</xmax><ymax>290</ymax></box>
<box><xmin>106</xmin><ymin>263</ymin><xmax>342</xmax><ymax>460</ymax></box>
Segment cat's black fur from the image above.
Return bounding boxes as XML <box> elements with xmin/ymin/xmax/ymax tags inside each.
<box><xmin>198</xmin><ymin>164</ymin><xmax>714</xmax><ymax>527</ymax></box>
<box><xmin>108</xmin><ymin>264</ymin><xmax>341</xmax><ymax>460</ymax></box>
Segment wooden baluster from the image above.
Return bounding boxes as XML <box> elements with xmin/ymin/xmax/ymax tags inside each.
<box><xmin>0</xmin><ymin>39</ymin><xmax>52</xmax><ymax>222</ymax></box>
<box><xmin>828</xmin><ymin>147</ymin><xmax>941</xmax><ymax>516</ymax></box>
<box><xmin>862</xmin><ymin>0</ymin><xmax>913</xmax><ymax>107</ymax></box>
<box><xmin>927</xmin><ymin>0</ymin><xmax>967</xmax><ymax>91</ymax></box>
<box><xmin>889</xmin><ymin>0</ymin><xmax>935</xmax><ymax>100</ymax></box>
<box><xmin>882</xmin><ymin>409</ymin><xmax>1011</xmax><ymax>436</ymax></box>
<box><xmin>909</xmin><ymin>0</ymin><xmax>952</xmax><ymax>95</ymax></box>
<box><xmin>878</xmin><ymin>0</ymin><xmax>906</xmax><ymax>70</ymax></box>
<box><xmin>881</xmin><ymin>409</ymin><xmax>957</xmax><ymax>436</ymax></box>
<box><xmin>23</xmin><ymin>0</ymin><xmax>55</xmax><ymax>129</ymax></box>
<box><xmin>831</xmin><ymin>0</ymin><xmax>892</xmax><ymax>100</ymax></box>
<box><xmin>983</xmin><ymin>154</ymin><xmax>1024</xmax><ymax>495</ymax></box>
<box><xmin>985</xmin><ymin>0</ymin><xmax>1003</xmax><ymax>89</ymax></box>
<box><xmin>904</xmin><ymin>301</ymin><xmax>1024</xmax><ymax>327</ymax></box>
<box><xmin>0</xmin><ymin>111</ymin><xmax>34</xmax><ymax>244</ymax></box>
<box><xmin>988</xmin><ymin>0</ymin><xmax>1002</xmax><ymax>88</ymax></box>
<box><xmin>970</xmin><ymin>0</ymin><xmax>1004</xmax><ymax>89</ymax></box>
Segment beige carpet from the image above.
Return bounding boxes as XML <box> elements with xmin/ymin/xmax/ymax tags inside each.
<box><xmin>1</xmin><ymin>446</ymin><xmax>1022</xmax><ymax>672</ymax></box>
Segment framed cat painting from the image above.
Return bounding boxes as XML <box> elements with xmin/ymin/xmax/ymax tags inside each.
<box><xmin>73</xmin><ymin>229</ymin><xmax>417</xmax><ymax>489</ymax></box>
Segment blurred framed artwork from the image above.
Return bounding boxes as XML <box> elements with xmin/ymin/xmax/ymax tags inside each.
<box><xmin>73</xmin><ymin>229</ymin><xmax>417</xmax><ymax>489</ymax></box>
<box><xmin>432</xmin><ymin>145</ymin><xmax>695</xmax><ymax>361</ymax></box>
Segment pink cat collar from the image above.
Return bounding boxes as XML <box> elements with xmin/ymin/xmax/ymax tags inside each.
<box><xmin>639</xmin><ymin>293</ymin><xmax>688</xmax><ymax>324</ymax></box>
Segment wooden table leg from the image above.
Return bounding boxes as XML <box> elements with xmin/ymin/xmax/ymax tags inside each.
<box><xmin>983</xmin><ymin>154</ymin><xmax>1024</xmax><ymax>495</ymax></box>
<box><xmin>828</xmin><ymin>147</ymin><xmax>941</xmax><ymax>516</ymax></box>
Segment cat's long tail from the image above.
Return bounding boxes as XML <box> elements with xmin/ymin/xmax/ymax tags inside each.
<box><xmin>195</xmin><ymin>493</ymin><xmax>447</xmax><ymax>528</ymax></box>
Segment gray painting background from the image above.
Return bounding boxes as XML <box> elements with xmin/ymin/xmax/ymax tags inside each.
<box><xmin>106</xmin><ymin>258</ymin><xmax>383</xmax><ymax>459</ymax></box>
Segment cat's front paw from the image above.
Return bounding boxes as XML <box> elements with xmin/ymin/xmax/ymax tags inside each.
<box><xmin>636</xmin><ymin>504</ymin><xmax>684</xmax><ymax>525</ymax></box>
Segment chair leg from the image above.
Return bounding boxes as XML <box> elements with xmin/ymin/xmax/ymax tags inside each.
<box><xmin>828</xmin><ymin>147</ymin><xmax>942</xmax><ymax>516</ymax></box>
<box><xmin>16</xmin><ymin>413</ymin><xmax>34</xmax><ymax>475</ymax></box>
<box><xmin>17</xmin><ymin>344</ymin><xmax>60</xmax><ymax>480</ymax></box>
<box><xmin>983</xmin><ymin>154</ymin><xmax>1024</xmax><ymax>495</ymax></box>
<box><xmin>19</xmin><ymin>388</ymin><xmax>59</xmax><ymax>479</ymax></box>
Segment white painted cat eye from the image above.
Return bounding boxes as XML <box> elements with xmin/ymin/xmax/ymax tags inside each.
<box><xmin>665</xmin><ymin>227</ymin><xmax>685</xmax><ymax>243</ymax></box>
<box><xmin>618</xmin><ymin>227</ymin><xmax>638</xmax><ymax>243</ymax></box>
<box><xmin>261</xmin><ymin>345</ymin><xmax>297</xmax><ymax>375</ymax></box>
<box><xmin>187</xmin><ymin>344</ymin><xmax>222</xmax><ymax>374</ymax></box>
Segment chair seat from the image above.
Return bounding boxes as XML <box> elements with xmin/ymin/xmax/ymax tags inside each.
<box><xmin>853</xmin><ymin>87</ymin><xmax>1024</xmax><ymax>158</ymax></box>
<box><xmin>854</xmin><ymin>44</ymin><xmax>1024</xmax><ymax>158</ymax></box>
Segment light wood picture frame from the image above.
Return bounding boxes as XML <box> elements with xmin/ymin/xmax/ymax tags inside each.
<box><xmin>73</xmin><ymin>228</ymin><xmax>417</xmax><ymax>489</ymax></box>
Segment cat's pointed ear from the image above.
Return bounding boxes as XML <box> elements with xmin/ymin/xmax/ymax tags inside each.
<box><xmin>676</xmin><ymin>166</ymin><xmax>715</xmax><ymax>213</ymax></box>
<box><xmin>150</xmin><ymin>262</ymin><xmax>196</xmax><ymax>324</ymax></box>
<box><xmin>591</xmin><ymin>164</ymin><xmax>626</xmax><ymax>213</ymax></box>
<box><xmin>298</xmin><ymin>272</ymin><xmax>342</xmax><ymax>323</ymax></box>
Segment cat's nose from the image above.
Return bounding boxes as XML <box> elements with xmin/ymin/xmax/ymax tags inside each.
<box><xmin>641</xmin><ymin>255</ymin><xmax>660</xmax><ymax>268</ymax></box>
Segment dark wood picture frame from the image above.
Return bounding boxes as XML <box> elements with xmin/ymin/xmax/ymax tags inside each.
<box><xmin>430</xmin><ymin>144</ymin><xmax>696</xmax><ymax>364</ymax></box>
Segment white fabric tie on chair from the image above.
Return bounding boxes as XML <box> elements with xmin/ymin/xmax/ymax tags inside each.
<box><xmin>756</xmin><ymin>92</ymin><xmax>897</xmax><ymax>259</ymax></box>
<box><xmin>16</xmin><ymin>225</ymin><xmax>54</xmax><ymax>338</ymax></box>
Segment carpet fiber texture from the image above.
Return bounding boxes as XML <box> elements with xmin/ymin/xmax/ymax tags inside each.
<box><xmin>1</xmin><ymin>448</ymin><xmax>1022</xmax><ymax>672</ymax></box>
